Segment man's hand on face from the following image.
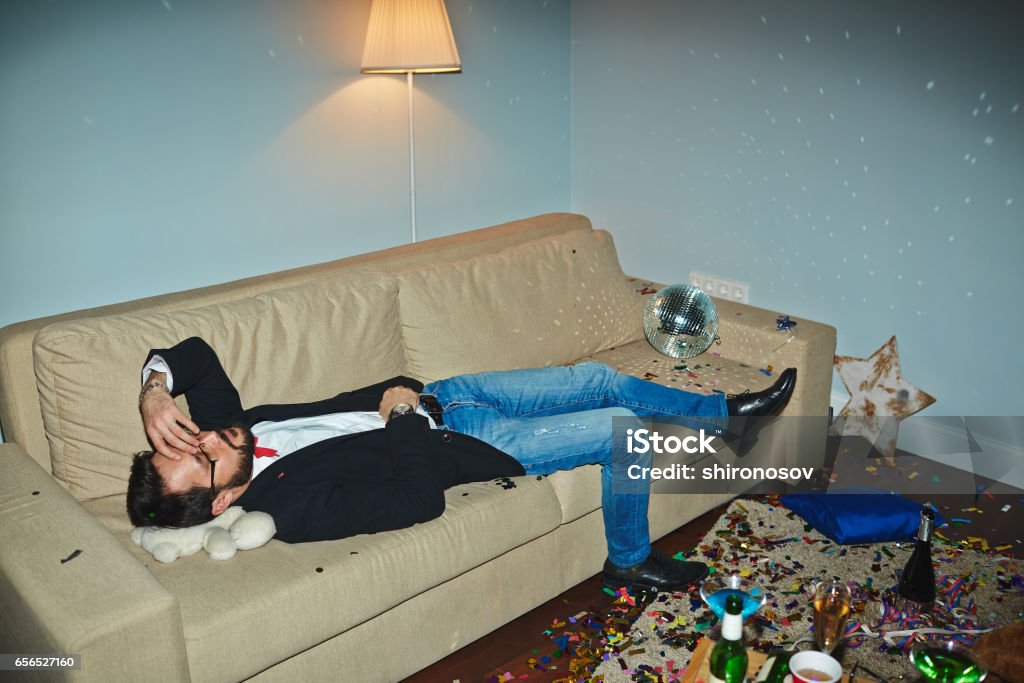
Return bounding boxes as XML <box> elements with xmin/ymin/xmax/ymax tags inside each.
<box><xmin>140</xmin><ymin>380</ymin><xmax>200</xmax><ymax>461</ymax></box>
<box><xmin>379</xmin><ymin>386</ymin><xmax>420</xmax><ymax>421</ymax></box>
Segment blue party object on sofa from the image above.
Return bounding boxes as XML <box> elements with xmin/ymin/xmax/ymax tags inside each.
<box><xmin>781</xmin><ymin>487</ymin><xmax>946</xmax><ymax>545</ymax></box>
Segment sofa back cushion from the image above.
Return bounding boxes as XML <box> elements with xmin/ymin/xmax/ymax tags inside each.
<box><xmin>396</xmin><ymin>229</ymin><xmax>643</xmax><ymax>382</ymax></box>
<box><xmin>1</xmin><ymin>213</ymin><xmax>590</xmax><ymax>475</ymax></box>
<box><xmin>33</xmin><ymin>271</ymin><xmax>405</xmax><ymax>501</ymax></box>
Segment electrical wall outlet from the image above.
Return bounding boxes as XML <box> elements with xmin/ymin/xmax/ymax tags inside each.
<box><xmin>688</xmin><ymin>271</ymin><xmax>750</xmax><ymax>304</ymax></box>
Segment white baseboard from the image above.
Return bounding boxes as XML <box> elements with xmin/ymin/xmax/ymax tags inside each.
<box><xmin>897</xmin><ymin>418</ymin><xmax>1024</xmax><ymax>489</ymax></box>
<box><xmin>830</xmin><ymin>390</ymin><xmax>1024</xmax><ymax>488</ymax></box>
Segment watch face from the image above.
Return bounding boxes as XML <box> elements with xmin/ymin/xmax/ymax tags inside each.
<box><xmin>390</xmin><ymin>403</ymin><xmax>414</xmax><ymax>417</ymax></box>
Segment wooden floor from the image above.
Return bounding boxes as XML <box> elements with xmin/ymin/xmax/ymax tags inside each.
<box><xmin>404</xmin><ymin>447</ymin><xmax>1022</xmax><ymax>683</ymax></box>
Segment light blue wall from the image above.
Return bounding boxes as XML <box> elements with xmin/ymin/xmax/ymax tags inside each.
<box><xmin>0</xmin><ymin>0</ymin><xmax>570</xmax><ymax>328</ymax></box>
<box><xmin>4</xmin><ymin>0</ymin><xmax>1021</xmax><ymax>421</ymax></box>
<box><xmin>571</xmin><ymin>0</ymin><xmax>1024</xmax><ymax>416</ymax></box>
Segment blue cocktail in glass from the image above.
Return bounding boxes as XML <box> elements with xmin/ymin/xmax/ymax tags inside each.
<box><xmin>700</xmin><ymin>574</ymin><xmax>767</xmax><ymax>622</ymax></box>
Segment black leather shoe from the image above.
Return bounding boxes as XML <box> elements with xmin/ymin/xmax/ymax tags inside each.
<box><xmin>726</xmin><ymin>367</ymin><xmax>797</xmax><ymax>417</ymax></box>
<box><xmin>723</xmin><ymin>368</ymin><xmax>797</xmax><ymax>452</ymax></box>
<box><xmin>602</xmin><ymin>549</ymin><xmax>709</xmax><ymax>593</ymax></box>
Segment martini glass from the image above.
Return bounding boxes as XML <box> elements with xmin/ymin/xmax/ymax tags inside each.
<box><xmin>700</xmin><ymin>574</ymin><xmax>767</xmax><ymax>622</ymax></box>
<box><xmin>910</xmin><ymin>641</ymin><xmax>987</xmax><ymax>683</ymax></box>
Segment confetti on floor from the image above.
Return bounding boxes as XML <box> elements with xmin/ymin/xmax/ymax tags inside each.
<box><xmin>583</xmin><ymin>497</ymin><xmax>1022</xmax><ymax>683</ymax></box>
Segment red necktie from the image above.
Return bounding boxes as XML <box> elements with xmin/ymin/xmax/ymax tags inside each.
<box><xmin>252</xmin><ymin>436</ymin><xmax>279</xmax><ymax>459</ymax></box>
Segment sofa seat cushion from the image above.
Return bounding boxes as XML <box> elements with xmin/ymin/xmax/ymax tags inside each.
<box><xmin>396</xmin><ymin>229</ymin><xmax>643</xmax><ymax>383</ymax></box>
<box><xmin>82</xmin><ymin>475</ymin><xmax>561</xmax><ymax>682</ymax></box>
<box><xmin>544</xmin><ymin>465</ymin><xmax>603</xmax><ymax>525</ymax></box>
<box><xmin>33</xmin><ymin>271</ymin><xmax>407</xmax><ymax>501</ymax></box>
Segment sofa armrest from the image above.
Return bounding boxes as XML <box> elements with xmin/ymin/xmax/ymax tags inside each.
<box><xmin>712</xmin><ymin>298</ymin><xmax>836</xmax><ymax>417</ymax></box>
<box><xmin>628</xmin><ymin>279</ymin><xmax>836</xmax><ymax>417</ymax></box>
<box><xmin>0</xmin><ymin>443</ymin><xmax>189</xmax><ymax>682</ymax></box>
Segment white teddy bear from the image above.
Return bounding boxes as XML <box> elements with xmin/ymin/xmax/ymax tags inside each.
<box><xmin>130</xmin><ymin>506</ymin><xmax>276</xmax><ymax>563</ymax></box>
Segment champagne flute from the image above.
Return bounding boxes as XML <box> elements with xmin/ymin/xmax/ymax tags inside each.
<box><xmin>812</xmin><ymin>581</ymin><xmax>852</xmax><ymax>655</ymax></box>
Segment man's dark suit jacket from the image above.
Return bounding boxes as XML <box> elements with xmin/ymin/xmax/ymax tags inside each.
<box><xmin>148</xmin><ymin>337</ymin><xmax>525</xmax><ymax>543</ymax></box>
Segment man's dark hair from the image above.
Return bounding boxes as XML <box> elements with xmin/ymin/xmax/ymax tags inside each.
<box><xmin>126</xmin><ymin>426</ymin><xmax>255</xmax><ymax>528</ymax></box>
<box><xmin>127</xmin><ymin>452</ymin><xmax>217</xmax><ymax>527</ymax></box>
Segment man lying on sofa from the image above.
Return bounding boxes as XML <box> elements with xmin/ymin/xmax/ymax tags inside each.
<box><xmin>127</xmin><ymin>336</ymin><xmax>795</xmax><ymax>592</ymax></box>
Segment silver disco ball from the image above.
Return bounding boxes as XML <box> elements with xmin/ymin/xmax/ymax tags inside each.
<box><xmin>643</xmin><ymin>284</ymin><xmax>720</xmax><ymax>359</ymax></box>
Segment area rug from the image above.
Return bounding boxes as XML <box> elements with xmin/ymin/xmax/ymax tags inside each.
<box><xmin>579</xmin><ymin>498</ymin><xmax>1023</xmax><ymax>682</ymax></box>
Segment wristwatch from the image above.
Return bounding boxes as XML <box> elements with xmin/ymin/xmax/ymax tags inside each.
<box><xmin>387</xmin><ymin>402</ymin><xmax>415</xmax><ymax>421</ymax></box>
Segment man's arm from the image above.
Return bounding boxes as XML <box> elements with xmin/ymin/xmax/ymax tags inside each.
<box><xmin>139</xmin><ymin>370</ymin><xmax>200</xmax><ymax>460</ymax></box>
<box><xmin>277</xmin><ymin>413</ymin><xmax>447</xmax><ymax>542</ymax></box>
<box><xmin>149</xmin><ymin>337</ymin><xmax>245</xmax><ymax>427</ymax></box>
<box><xmin>139</xmin><ymin>337</ymin><xmax>244</xmax><ymax>460</ymax></box>
<box><xmin>243</xmin><ymin>376</ymin><xmax>425</xmax><ymax>423</ymax></box>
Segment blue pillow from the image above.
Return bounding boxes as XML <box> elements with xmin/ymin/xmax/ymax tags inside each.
<box><xmin>781</xmin><ymin>487</ymin><xmax>946</xmax><ymax>545</ymax></box>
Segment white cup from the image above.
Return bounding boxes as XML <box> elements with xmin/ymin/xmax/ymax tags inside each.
<box><xmin>789</xmin><ymin>651</ymin><xmax>843</xmax><ymax>683</ymax></box>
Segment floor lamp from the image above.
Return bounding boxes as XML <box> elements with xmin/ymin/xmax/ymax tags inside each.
<box><xmin>361</xmin><ymin>0</ymin><xmax>462</xmax><ymax>244</ymax></box>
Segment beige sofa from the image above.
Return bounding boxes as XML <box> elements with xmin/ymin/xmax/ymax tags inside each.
<box><xmin>0</xmin><ymin>213</ymin><xmax>836</xmax><ymax>682</ymax></box>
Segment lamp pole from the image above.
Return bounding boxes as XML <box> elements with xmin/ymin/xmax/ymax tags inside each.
<box><xmin>361</xmin><ymin>0</ymin><xmax>461</xmax><ymax>245</ymax></box>
<box><xmin>407</xmin><ymin>71</ymin><xmax>417</xmax><ymax>243</ymax></box>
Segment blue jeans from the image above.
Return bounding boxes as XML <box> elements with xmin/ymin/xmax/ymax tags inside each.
<box><xmin>423</xmin><ymin>362</ymin><xmax>728</xmax><ymax>568</ymax></box>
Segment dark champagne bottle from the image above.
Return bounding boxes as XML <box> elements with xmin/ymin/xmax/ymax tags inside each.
<box><xmin>709</xmin><ymin>593</ymin><xmax>748</xmax><ymax>683</ymax></box>
<box><xmin>897</xmin><ymin>507</ymin><xmax>936</xmax><ymax>605</ymax></box>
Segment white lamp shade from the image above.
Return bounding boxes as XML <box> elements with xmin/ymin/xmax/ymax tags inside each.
<box><xmin>361</xmin><ymin>0</ymin><xmax>462</xmax><ymax>74</ymax></box>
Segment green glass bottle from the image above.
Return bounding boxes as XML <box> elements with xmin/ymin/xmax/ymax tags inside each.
<box><xmin>759</xmin><ymin>651</ymin><xmax>792</xmax><ymax>683</ymax></box>
<box><xmin>709</xmin><ymin>593</ymin><xmax>748</xmax><ymax>683</ymax></box>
